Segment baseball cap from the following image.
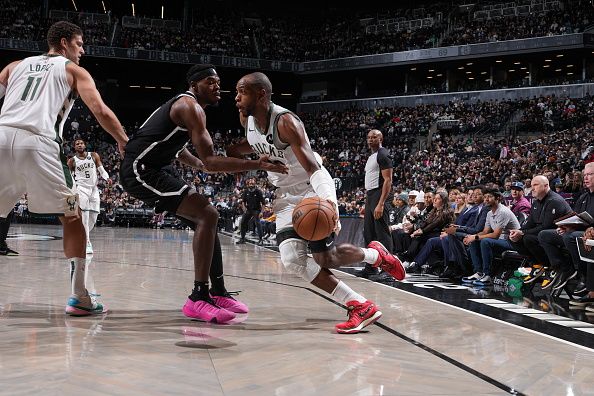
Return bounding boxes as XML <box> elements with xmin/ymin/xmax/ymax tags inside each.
<box><xmin>415</xmin><ymin>192</ymin><xmax>425</xmax><ymax>203</ymax></box>
<box><xmin>408</xmin><ymin>190</ymin><xmax>419</xmax><ymax>197</ymax></box>
<box><xmin>397</xmin><ymin>193</ymin><xmax>408</xmax><ymax>201</ymax></box>
<box><xmin>510</xmin><ymin>181</ymin><xmax>524</xmax><ymax>190</ymax></box>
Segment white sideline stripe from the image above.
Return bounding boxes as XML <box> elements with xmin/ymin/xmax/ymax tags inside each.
<box><xmin>336</xmin><ymin>270</ymin><xmax>594</xmax><ymax>352</ymax></box>
<box><xmin>221</xmin><ymin>233</ymin><xmax>594</xmax><ymax>352</ymax></box>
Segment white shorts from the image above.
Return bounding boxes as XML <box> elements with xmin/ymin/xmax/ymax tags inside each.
<box><xmin>0</xmin><ymin>127</ymin><xmax>78</xmax><ymax>217</ymax></box>
<box><xmin>78</xmin><ymin>186</ymin><xmax>100</xmax><ymax>212</ymax></box>
<box><xmin>274</xmin><ymin>182</ymin><xmax>318</xmax><ymax>233</ymax></box>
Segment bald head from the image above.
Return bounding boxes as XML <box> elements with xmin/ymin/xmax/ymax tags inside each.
<box><xmin>242</xmin><ymin>72</ymin><xmax>272</xmax><ymax>100</ymax></box>
<box><xmin>368</xmin><ymin>129</ymin><xmax>383</xmax><ymax>140</ymax></box>
<box><xmin>531</xmin><ymin>175</ymin><xmax>550</xmax><ymax>200</ymax></box>
<box><xmin>367</xmin><ymin>129</ymin><xmax>383</xmax><ymax>152</ymax></box>
<box><xmin>584</xmin><ymin>163</ymin><xmax>594</xmax><ymax>192</ymax></box>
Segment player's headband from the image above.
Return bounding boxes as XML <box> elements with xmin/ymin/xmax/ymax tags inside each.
<box><xmin>188</xmin><ymin>68</ymin><xmax>217</xmax><ymax>84</ymax></box>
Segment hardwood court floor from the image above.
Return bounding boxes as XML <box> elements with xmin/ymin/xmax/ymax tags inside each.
<box><xmin>1</xmin><ymin>225</ymin><xmax>594</xmax><ymax>396</ymax></box>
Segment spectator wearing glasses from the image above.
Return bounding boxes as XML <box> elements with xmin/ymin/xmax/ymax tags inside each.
<box><xmin>539</xmin><ymin>163</ymin><xmax>594</xmax><ymax>292</ymax></box>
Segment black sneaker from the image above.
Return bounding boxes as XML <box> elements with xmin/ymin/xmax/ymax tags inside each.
<box><xmin>552</xmin><ymin>270</ymin><xmax>578</xmax><ymax>291</ymax></box>
<box><xmin>257</xmin><ymin>239</ymin><xmax>264</xmax><ymax>246</ymax></box>
<box><xmin>541</xmin><ymin>270</ymin><xmax>559</xmax><ymax>290</ymax></box>
<box><xmin>0</xmin><ymin>241</ymin><xmax>18</xmax><ymax>256</ymax></box>
<box><xmin>357</xmin><ymin>264</ymin><xmax>379</xmax><ymax>279</ymax></box>
<box><xmin>523</xmin><ymin>264</ymin><xmax>546</xmax><ymax>284</ymax></box>
<box><xmin>440</xmin><ymin>266</ymin><xmax>461</xmax><ymax>280</ymax></box>
<box><xmin>236</xmin><ymin>238</ymin><xmax>247</xmax><ymax>245</ymax></box>
<box><xmin>568</xmin><ymin>295</ymin><xmax>594</xmax><ymax>308</ymax></box>
<box><xmin>573</xmin><ymin>281</ymin><xmax>588</xmax><ymax>295</ymax></box>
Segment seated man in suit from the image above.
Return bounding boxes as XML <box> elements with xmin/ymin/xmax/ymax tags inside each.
<box><xmin>406</xmin><ymin>187</ymin><xmax>487</xmax><ymax>278</ymax></box>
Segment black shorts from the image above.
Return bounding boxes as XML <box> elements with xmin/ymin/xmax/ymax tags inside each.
<box><xmin>120</xmin><ymin>157</ymin><xmax>189</xmax><ymax>213</ymax></box>
<box><xmin>276</xmin><ymin>229</ymin><xmax>336</xmax><ymax>253</ymax></box>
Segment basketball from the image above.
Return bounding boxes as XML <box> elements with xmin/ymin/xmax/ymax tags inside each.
<box><xmin>292</xmin><ymin>197</ymin><xmax>336</xmax><ymax>241</ymax></box>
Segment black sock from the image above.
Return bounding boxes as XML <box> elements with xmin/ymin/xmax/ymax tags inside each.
<box><xmin>210</xmin><ymin>235</ymin><xmax>227</xmax><ymax>296</ymax></box>
<box><xmin>0</xmin><ymin>209</ymin><xmax>14</xmax><ymax>243</ymax></box>
<box><xmin>189</xmin><ymin>281</ymin><xmax>210</xmax><ymax>302</ymax></box>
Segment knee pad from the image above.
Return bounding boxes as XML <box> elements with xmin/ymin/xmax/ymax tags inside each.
<box><xmin>278</xmin><ymin>238</ymin><xmax>322</xmax><ymax>283</ymax></box>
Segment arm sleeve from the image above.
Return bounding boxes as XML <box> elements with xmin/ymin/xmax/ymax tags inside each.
<box><xmin>98</xmin><ymin>165</ymin><xmax>110</xmax><ymax>180</ymax></box>
<box><xmin>376</xmin><ymin>148</ymin><xmax>393</xmax><ymax>170</ymax></box>
<box><xmin>310</xmin><ymin>168</ymin><xmax>337</xmax><ymax>205</ymax></box>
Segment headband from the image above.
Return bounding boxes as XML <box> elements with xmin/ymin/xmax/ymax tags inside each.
<box><xmin>188</xmin><ymin>67</ymin><xmax>217</xmax><ymax>83</ymax></box>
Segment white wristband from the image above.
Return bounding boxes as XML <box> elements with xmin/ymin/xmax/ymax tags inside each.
<box><xmin>98</xmin><ymin>165</ymin><xmax>110</xmax><ymax>180</ymax></box>
<box><xmin>0</xmin><ymin>83</ymin><xmax>5</xmax><ymax>100</ymax></box>
<box><xmin>310</xmin><ymin>168</ymin><xmax>337</xmax><ymax>205</ymax></box>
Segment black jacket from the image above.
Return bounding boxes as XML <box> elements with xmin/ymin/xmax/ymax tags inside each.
<box><xmin>242</xmin><ymin>188</ymin><xmax>265</xmax><ymax>211</ymax></box>
<box><xmin>522</xmin><ymin>190</ymin><xmax>573</xmax><ymax>235</ymax></box>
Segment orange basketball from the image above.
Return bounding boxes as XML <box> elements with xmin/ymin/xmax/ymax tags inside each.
<box><xmin>292</xmin><ymin>196</ymin><xmax>336</xmax><ymax>241</ymax></box>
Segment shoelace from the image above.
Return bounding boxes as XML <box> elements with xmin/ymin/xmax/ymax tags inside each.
<box><xmin>345</xmin><ymin>304</ymin><xmax>359</xmax><ymax>317</ymax></box>
<box><xmin>211</xmin><ymin>290</ymin><xmax>242</xmax><ymax>301</ymax></box>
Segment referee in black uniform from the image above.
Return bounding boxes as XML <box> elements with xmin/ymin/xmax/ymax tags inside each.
<box><xmin>237</xmin><ymin>177</ymin><xmax>265</xmax><ymax>245</ymax></box>
<box><xmin>361</xmin><ymin>129</ymin><xmax>394</xmax><ymax>278</ymax></box>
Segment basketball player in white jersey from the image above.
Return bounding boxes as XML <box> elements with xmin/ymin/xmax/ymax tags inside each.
<box><xmin>228</xmin><ymin>72</ymin><xmax>406</xmax><ymax>334</ymax></box>
<box><xmin>68</xmin><ymin>138</ymin><xmax>110</xmax><ymax>302</ymax></box>
<box><xmin>0</xmin><ymin>21</ymin><xmax>128</xmax><ymax>315</ymax></box>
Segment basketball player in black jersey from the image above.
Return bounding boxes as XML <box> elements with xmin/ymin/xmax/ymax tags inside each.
<box><xmin>120</xmin><ymin>65</ymin><xmax>287</xmax><ymax>323</ymax></box>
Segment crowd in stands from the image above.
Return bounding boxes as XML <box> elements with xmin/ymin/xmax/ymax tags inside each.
<box><xmin>441</xmin><ymin>5</ymin><xmax>594</xmax><ymax>47</ymax></box>
<box><xmin>14</xmin><ymin>94</ymin><xmax>592</xmax><ymax>237</ymax></box>
<box><xmin>1</xmin><ymin>1</ymin><xmax>593</xmax><ymax>62</ymax></box>
<box><xmin>9</xmin><ymin>84</ymin><xmax>594</xmax><ymax>311</ymax></box>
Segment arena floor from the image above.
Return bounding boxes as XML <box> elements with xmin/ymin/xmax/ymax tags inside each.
<box><xmin>1</xmin><ymin>224</ymin><xmax>594</xmax><ymax>395</ymax></box>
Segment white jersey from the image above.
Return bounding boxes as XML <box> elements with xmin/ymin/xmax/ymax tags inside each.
<box><xmin>245</xmin><ymin>103</ymin><xmax>323</xmax><ymax>188</ymax></box>
<box><xmin>0</xmin><ymin>54</ymin><xmax>76</xmax><ymax>142</ymax></box>
<box><xmin>73</xmin><ymin>152</ymin><xmax>98</xmax><ymax>190</ymax></box>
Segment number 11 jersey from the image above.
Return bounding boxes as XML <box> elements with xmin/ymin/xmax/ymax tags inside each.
<box><xmin>0</xmin><ymin>54</ymin><xmax>76</xmax><ymax>143</ymax></box>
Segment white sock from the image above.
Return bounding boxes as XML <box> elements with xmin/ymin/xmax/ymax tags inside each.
<box><xmin>69</xmin><ymin>257</ymin><xmax>87</xmax><ymax>297</ymax></box>
<box><xmin>361</xmin><ymin>248</ymin><xmax>379</xmax><ymax>264</ymax></box>
<box><xmin>85</xmin><ymin>258</ymin><xmax>97</xmax><ymax>296</ymax></box>
<box><xmin>331</xmin><ymin>281</ymin><xmax>366</xmax><ymax>304</ymax></box>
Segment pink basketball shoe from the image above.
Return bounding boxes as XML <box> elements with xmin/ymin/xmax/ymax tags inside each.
<box><xmin>182</xmin><ymin>298</ymin><xmax>236</xmax><ymax>324</ymax></box>
<box><xmin>210</xmin><ymin>292</ymin><xmax>249</xmax><ymax>314</ymax></box>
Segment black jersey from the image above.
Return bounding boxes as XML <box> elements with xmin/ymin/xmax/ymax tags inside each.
<box><xmin>124</xmin><ymin>91</ymin><xmax>195</xmax><ymax>168</ymax></box>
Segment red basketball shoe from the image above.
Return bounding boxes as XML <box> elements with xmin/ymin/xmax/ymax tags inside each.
<box><xmin>335</xmin><ymin>300</ymin><xmax>382</xmax><ymax>334</ymax></box>
<box><xmin>367</xmin><ymin>241</ymin><xmax>406</xmax><ymax>281</ymax></box>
